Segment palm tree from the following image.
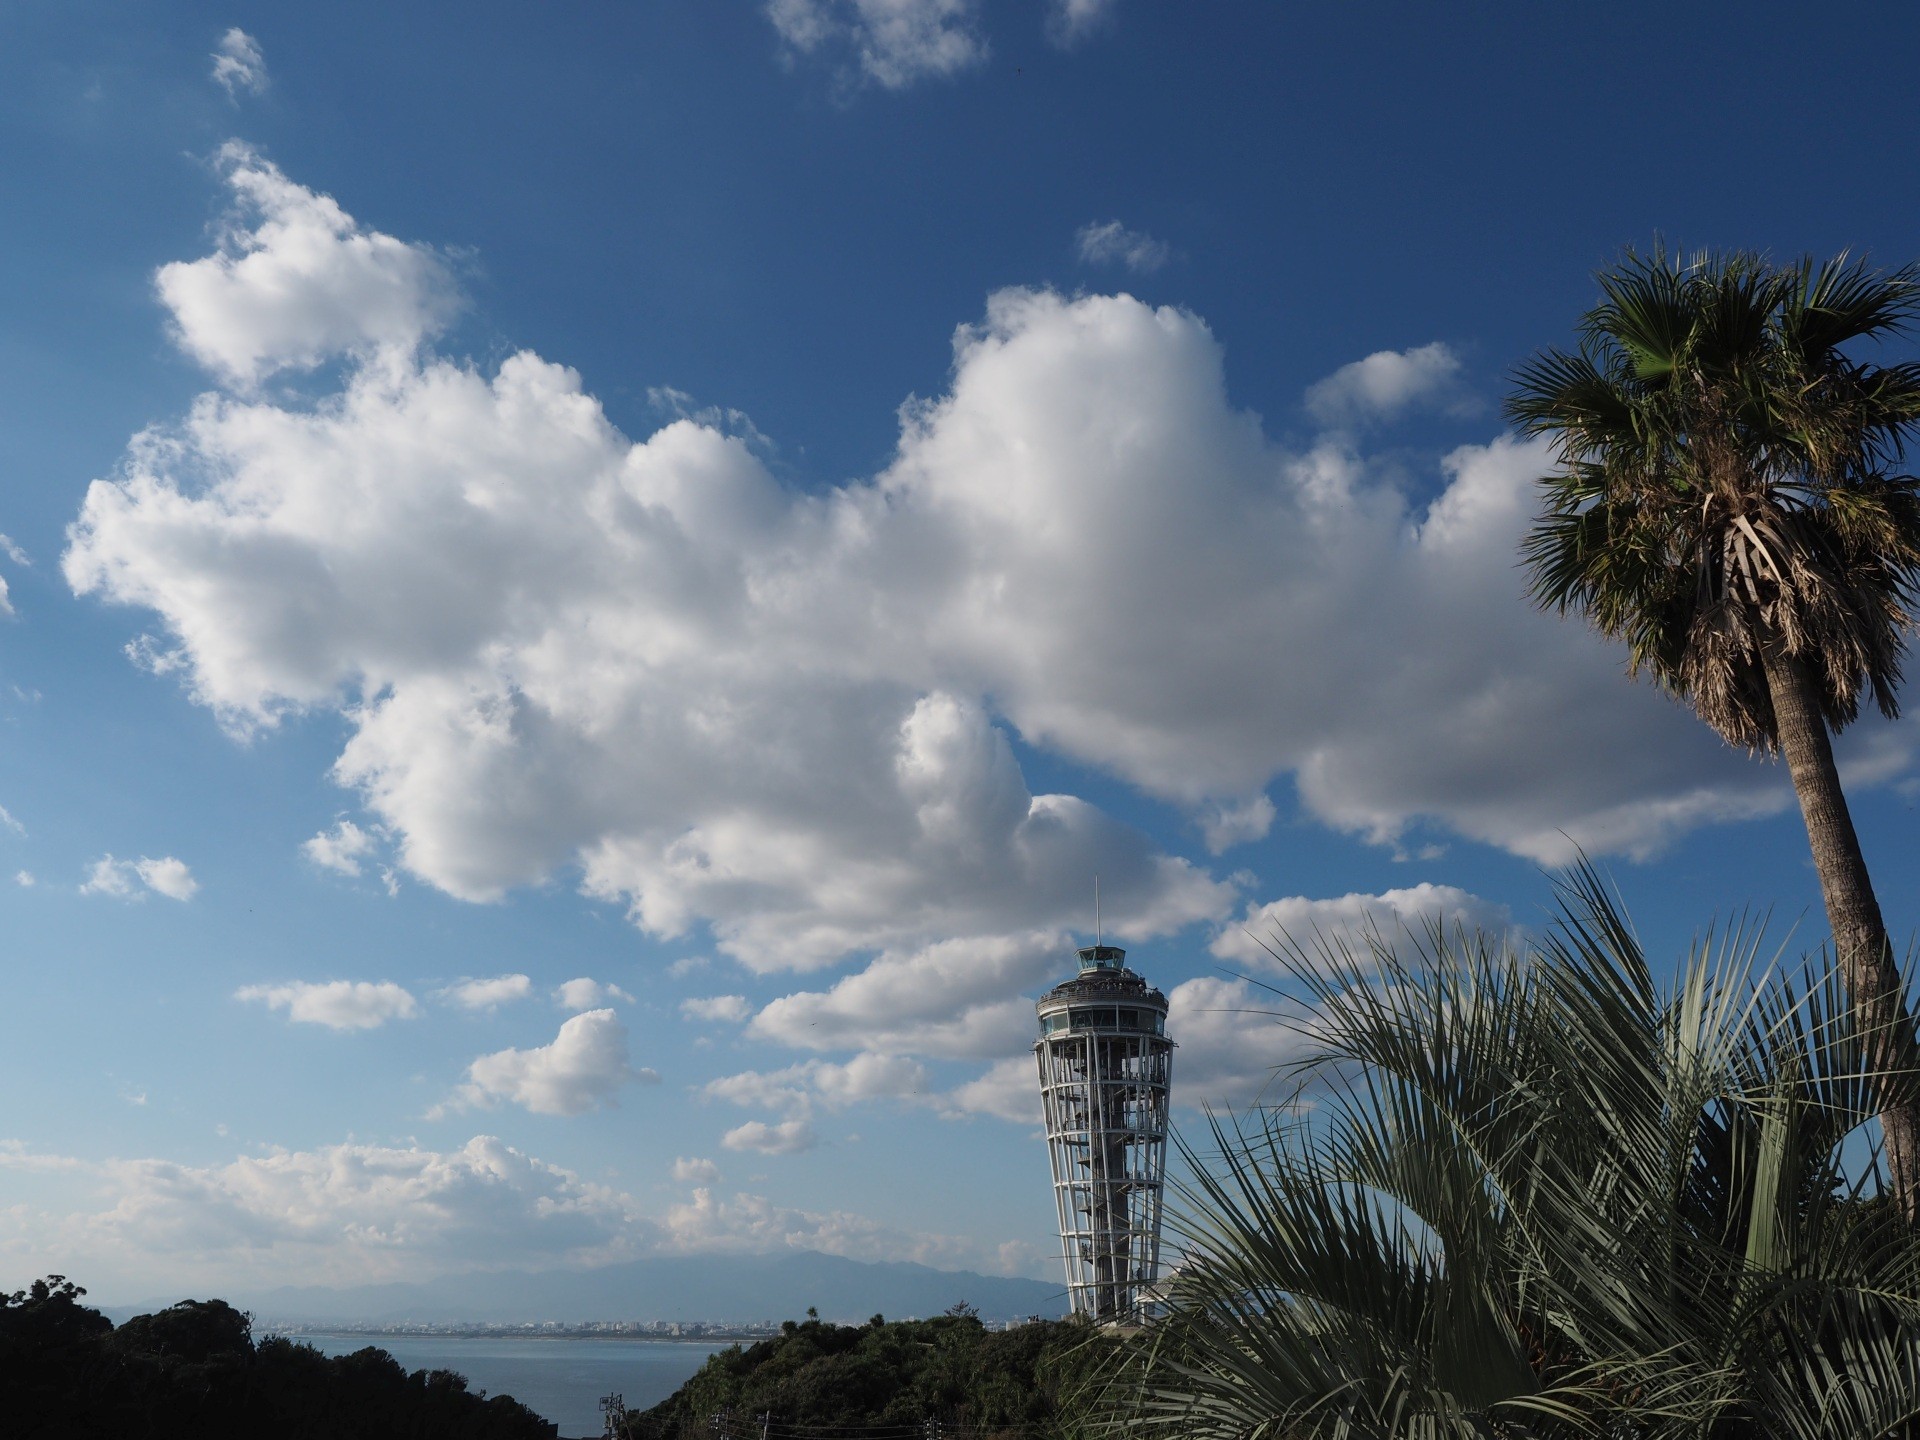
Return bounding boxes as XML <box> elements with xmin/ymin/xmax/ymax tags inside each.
<box><xmin>1107</xmin><ymin>875</ymin><xmax>1920</xmax><ymax>1439</ymax></box>
<box><xmin>1507</xmin><ymin>249</ymin><xmax>1920</xmax><ymax>1216</ymax></box>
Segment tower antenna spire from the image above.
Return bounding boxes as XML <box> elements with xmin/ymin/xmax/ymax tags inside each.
<box><xmin>1094</xmin><ymin>875</ymin><xmax>1101</xmax><ymax>947</ymax></box>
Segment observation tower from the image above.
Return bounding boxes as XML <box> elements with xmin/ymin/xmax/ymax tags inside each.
<box><xmin>1034</xmin><ymin>941</ymin><xmax>1173</xmax><ymax>1323</ymax></box>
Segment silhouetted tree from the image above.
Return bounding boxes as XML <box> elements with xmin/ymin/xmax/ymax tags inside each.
<box><xmin>0</xmin><ymin>1277</ymin><xmax>556</xmax><ymax>1439</ymax></box>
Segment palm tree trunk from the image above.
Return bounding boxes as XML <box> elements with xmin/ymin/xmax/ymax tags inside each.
<box><xmin>1761</xmin><ymin>645</ymin><xmax>1920</xmax><ymax>1219</ymax></box>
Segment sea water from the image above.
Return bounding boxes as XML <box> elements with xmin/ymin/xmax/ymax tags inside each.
<box><xmin>289</xmin><ymin>1332</ymin><xmax>729</xmax><ymax>1437</ymax></box>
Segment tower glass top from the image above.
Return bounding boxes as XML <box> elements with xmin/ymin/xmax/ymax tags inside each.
<box><xmin>1076</xmin><ymin>944</ymin><xmax>1127</xmax><ymax>971</ymax></box>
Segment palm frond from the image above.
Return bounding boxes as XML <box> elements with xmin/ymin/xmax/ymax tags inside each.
<box><xmin>1787</xmin><ymin>253</ymin><xmax>1920</xmax><ymax>356</ymax></box>
<box><xmin>1109</xmin><ymin>868</ymin><xmax>1920</xmax><ymax>1440</ymax></box>
<box><xmin>1514</xmin><ymin>247</ymin><xmax>1920</xmax><ymax>748</ymax></box>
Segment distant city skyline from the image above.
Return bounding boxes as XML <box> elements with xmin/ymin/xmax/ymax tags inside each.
<box><xmin>3</xmin><ymin>1</ymin><xmax>1919</xmax><ymax>1301</ymax></box>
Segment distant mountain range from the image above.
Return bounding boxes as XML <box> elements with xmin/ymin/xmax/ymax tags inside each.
<box><xmin>110</xmin><ymin>1251</ymin><xmax>1067</xmax><ymax>1327</ymax></box>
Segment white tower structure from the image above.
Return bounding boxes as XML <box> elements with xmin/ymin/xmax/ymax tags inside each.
<box><xmin>1034</xmin><ymin>943</ymin><xmax>1173</xmax><ymax>1323</ymax></box>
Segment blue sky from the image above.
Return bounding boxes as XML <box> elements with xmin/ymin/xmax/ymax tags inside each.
<box><xmin>4</xmin><ymin>0</ymin><xmax>1920</xmax><ymax>1303</ymax></box>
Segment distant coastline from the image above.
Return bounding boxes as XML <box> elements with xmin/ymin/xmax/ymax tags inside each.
<box><xmin>108</xmin><ymin>1250</ymin><xmax>1067</xmax><ymax>1333</ymax></box>
<box><xmin>273</xmin><ymin>1323</ymin><xmax>778</xmax><ymax>1343</ymax></box>
<box><xmin>270</xmin><ymin>1315</ymin><xmax>1041</xmax><ymax>1341</ymax></box>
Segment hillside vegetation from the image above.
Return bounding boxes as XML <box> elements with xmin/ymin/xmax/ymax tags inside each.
<box><xmin>629</xmin><ymin>1309</ymin><xmax>1110</xmax><ymax>1440</ymax></box>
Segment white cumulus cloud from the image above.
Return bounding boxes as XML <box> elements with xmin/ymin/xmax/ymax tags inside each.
<box><xmin>1075</xmin><ymin>219</ymin><xmax>1171</xmax><ymax>274</ymax></box>
<box><xmin>1165</xmin><ymin>975</ymin><xmax>1315</xmax><ymax>1107</ymax></box>
<box><xmin>553</xmin><ymin>977</ymin><xmax>635</xmax><ymax>1011</ymax></box>
<box><xmin>750</xmin><ymin>932</ymin><xmax>1061</xmax><ymax>1059</ymax></box>
<box><xmin>681</xmin><ymin>995</ymin><xmax>751</xmax><ymax>1024</ymax></box>
<box><xmin>0</xmin><ymin>1134</ymin><xmax>645</xmax><ymax>1291</ymax></box>
<box><xmin>1303</xmin><ymin>341</ymin><xmax>1465</xmax><ymax>426</ymax></box>
<box><xmin>0</xmin><ymin>536</ymin><xmax>28</xmax><ymax>616</ymax></box>
<box><xmin>210</xmin><ymin>28</ymin><xmax>268</xmax><ymax>98</ymax></box>
<box><xmin>303</xmin><ymin>818</ymin><xmax>378</xmax><ymax>875</ymax></box>
<box><xmin>438</xmin><ymin>974</ymin><xmax>535</xmax><ymax>1011</ymax></box>
<box><xmin>706</xmin><ymin>1053</ymin><xmax>930</xmax><ymax>1116</ymax></box>
<box><xmin>135</xmin><ymin>856</ymin><xmax>199</xmax><ymax>900</ymax></box>
<box><xmin>766</xmin><ymin>0</ymin><xmax>986</xmax><ymax>90</ymax></box>
<box><xmin>153</xmin><ymin>143</ymin><xmax>456</xmax><ymax>387</ymax></box>
<box><xmin>670</xmin><ymin>1156</ymin><xmax>721</xmax><ymax>1185</ymax></box>
<box><xmin>1048</xmin><ymin>0</ymin><xmax>1119</xmax><ymax>45</ymax></box>
<box><xmin>79</xmin><ymin>856</ymin><xmax>140</xmax><ymax>899</ymax></box>
<box><xmin>705</xmin><ymin>1067</ymin><xmax>814</xmax><ymax>1114</ymax></box>
<box><xmin>721</xmin><ymin>1118</ymin><xmax>818</xmax><ymax>1155</ymax></box>
<box><xmin>942</xmin><ymin>1055</ymin><xmax>1040</xmax><ymax>1124</ymax></box>
<box><xmin>68</xmin><ymin>311</ymin><xmax>1228</xmax><ymax>965</ymax></box>
<box><xmin>1197</xmin><ymin>794</ymin><xmax>1275</xmax><ymax>854</ymax></box>
<box><xmin>80</xmin><ymin>854</ymin><xmax>198</xmax><ymax>901</ymax></box>
<box><xmin>68</xmin><ymin>154</ymin><xmax>1898</xmax><ymax>1020</ymax></box>
<box><xmin>443</xmin><ymin>1010</ymin><xmax>653</xmax><ymax>1117</ymax></box>
<box><xmin>661</xmin><ymin>1183</ymin><xmax>1021</xmax><ymax>1272</ymax></box>
<box><xmin>1211</xmin><ymin>883</ymin><xmax>1515</xmax><ymax>968</ymax></box>
<box><xmin>0</xmin><ymin>1135</ymin><xmax>1029</xmax><ymax>1293</ymax></box>
<box><xmin>235</xmin><ymin>979</ymin><xmax>419</xmax><ymax>1030</ymax></box>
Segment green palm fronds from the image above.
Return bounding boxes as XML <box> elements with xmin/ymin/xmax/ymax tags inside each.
<box><xmin>1509</xmin><ymin>248</ymin><xmax>1920</xmax><ymax>750</ymax></box>
<box><xmin>1111</xmin><ymin>872</ymin><xmax>1920</xmax><ymax>1439</ymax></box>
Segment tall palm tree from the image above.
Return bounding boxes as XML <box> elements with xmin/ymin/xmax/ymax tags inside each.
<box><xmin>1105</xmin><ymin>875</ymin><xmax>1920</xmax><ymax>1439</ymax></box>
<box><xmin>1507</xmin><ymin>249</ymin><xmax>1920</xmax><ymax>1215</ymax></box>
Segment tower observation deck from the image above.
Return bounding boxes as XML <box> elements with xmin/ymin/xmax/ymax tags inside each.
<box><xmin>1034</xmin><ymin>943</ymin><xmax>1173</xmax><ymax>1323</ymax></box>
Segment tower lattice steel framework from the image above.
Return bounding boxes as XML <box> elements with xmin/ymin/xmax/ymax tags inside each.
<box><xmin>1034</xmin><ymin>943</ymin><xmax>1172</xmax><ymax>1323</ymax></box>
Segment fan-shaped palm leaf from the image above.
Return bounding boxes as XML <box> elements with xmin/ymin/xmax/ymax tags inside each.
<box><xmin>1109</xmin><ymin>870</ymin><xmax>1920</xmax><ymax>1440</ymax></box>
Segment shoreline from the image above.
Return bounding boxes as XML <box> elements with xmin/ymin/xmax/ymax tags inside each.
<box><xmin>269</xmin><ymin>1326</ymin><xmax>766</xmax><ymax>1343</ymax></box>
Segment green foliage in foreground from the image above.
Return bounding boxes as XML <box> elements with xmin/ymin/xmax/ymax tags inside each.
<box><xmin>630</xmin><ymin>1311</ymin><xmax>1111</xmax><ymax>1440</ymax></box>
<box><xmin>1110</xmin><ymin>868</ymin><xmax>1920</xmax><ymax>1440</ymax></box>
<box><xmin>0</xmin><ymin>1276</ymin><xmax>554</xmax><ymax>1440</ymax></box>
